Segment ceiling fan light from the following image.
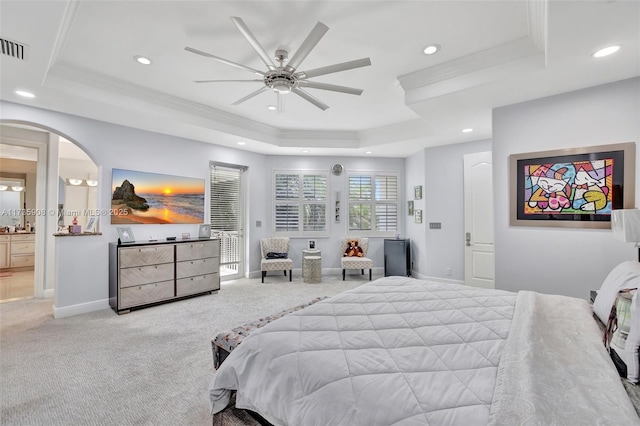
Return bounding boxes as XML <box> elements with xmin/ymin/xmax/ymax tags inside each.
<box><xmin>272</xmin><ymin>82</ymin><xmax>292</xmax><ymax>94</ymax></box>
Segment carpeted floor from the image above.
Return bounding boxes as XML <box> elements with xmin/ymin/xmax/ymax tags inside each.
<box><xmin>0</xmin><ymin>274</ymin><xmax>368</xmax><ymax>425</ymax></box>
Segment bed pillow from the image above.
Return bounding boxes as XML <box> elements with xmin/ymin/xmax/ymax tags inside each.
<box><xmin>593</xmin><ymin>261</ymin><xmax>640</xmax><ymax>325</ymax></box>
<box><xmin>593</xmin><ymin>261</ymin><xmax>640</xmax><ymax>383</ymax></box>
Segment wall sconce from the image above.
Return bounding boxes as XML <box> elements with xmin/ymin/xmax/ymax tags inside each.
<box><xmin>0</xmin><ymin>185</ymin><xmax>7</xmax><ymax>191</ymax></box>
<box><xmin>10</xmin><ymin>186</ymin><xmax>24</xmax><ymax>192</ymax></box>
<box><xmin>67</xmin><ymin>178</ymin><xmax>83</xmax><ymax>186</ymax></box>
<box><xmin>86</xmin><ymin>180</ymin><xmax>98</xmax><ymax>187</ymax></box>
<box><xmin>612</xmin><ymin>209</ymin><xmax>640</xmax><ymax>262</ymax></box>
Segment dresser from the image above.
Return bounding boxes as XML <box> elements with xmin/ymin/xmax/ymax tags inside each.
<box><xmin>109</xmin><ymin>239</ymin><xmax>220</xmax><ymax>314</ymax></box>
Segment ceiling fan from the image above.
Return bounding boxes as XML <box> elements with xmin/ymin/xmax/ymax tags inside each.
<box><xmin>185</xmin><ymin>17</ymin><xmax>372</xmax><ymax>113</ymax></box>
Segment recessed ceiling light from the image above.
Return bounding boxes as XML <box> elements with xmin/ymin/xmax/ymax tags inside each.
<box><xmin>592</xmin><ymin>45</ymin><xmax>620</xmax><ymax>58</ymax></box>
<box><xmin>462</xmin><ymin>128</ymin><xmax>473</xmax><ymax>133</ymax></box>
<box><xmin>237</xmin><ymin>141</ymin><xmax>246</xmax><ymax>145</ymax></box>
<box><xmin>15</xmin><ymin>90</ymin><xmax>35</xmax><ymax>98</ymax></box>
<box><xmin>134</xmin><ymin>55</ymin><xmax>152</xmax><ymax>65</ymax></box>
<box><xmin>267</xmin><ymin>105</ymin><xmax>277</xmax><ymax>111</ymax></box>
<box><xmin>423</xmin><ymin>44</ymin><xmax>441</xmax><ymax>55</ymax></box>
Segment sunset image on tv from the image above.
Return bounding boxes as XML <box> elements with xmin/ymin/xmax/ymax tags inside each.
<box><xmin>111</xmin><ymin>168</ymin><xmax>205</xmax><ymax>224</ymax></box>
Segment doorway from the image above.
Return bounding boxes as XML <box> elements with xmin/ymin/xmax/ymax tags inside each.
<box><xmin>0</xmin><ymin>145</ymin><xmax>38</xmax><ymax>302</ymax></box>
<box><xmin>463</xmin><ymin>151</ymin><xmax>495</xmax><ymax>288</ymax></box>
<box><xmin>210</xmin><ymin>162</ymin><xmax>246</xmax><ymax>280</ymax></box>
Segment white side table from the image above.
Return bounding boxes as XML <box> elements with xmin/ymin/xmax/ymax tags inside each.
<box><xmin>302</xmin><ymin>249</ymin><xmax>322</xmax><ymax>283</ymax></box>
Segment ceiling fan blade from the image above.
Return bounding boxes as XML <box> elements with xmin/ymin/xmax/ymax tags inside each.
<box><xmin>298</xmin><ymin>81</ymin><xmax>363</xmax><ymax>95</ymax></box>
<box><xmin>295</xmin><ymin>57</ymin><xmax>371</xmax><ymax>79</ymax></box>
<box><xmin>283</xmin><ymin>22</ymin><xmax>329</xmax><ymax>73</ymax></box>
<box><xmin>194</xmin><ymin>79</ymin><xmax>263</xmax><ymax>83</ymax></box>
<box><xmin>292</xmin><ymin>88</ymin><xmax>329</xmax><ymax>111</ymax></box>
<box><xmin>185</xmin><ymin>47</ymin><xmax>265</xmax><ymax>76</ymax></box>
<box><xmin>277</xmin><ymin>93</ymin><xmax>285</xmax><ymax>114</ymax></box>
<box><xmin>230</xmin><ymin>17</ymin><xmax>277</xmax><ymax>71</ymax></box>
<box><xmin>232</xmin><ymin>86</ymin><xmax>270</xmax><ymax>105</ymax></box>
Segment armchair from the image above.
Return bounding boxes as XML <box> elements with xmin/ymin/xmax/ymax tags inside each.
<box><xmin>260</xmin><ymin>237</ymin><xmax>293</xmax><ymax>283</ymax></box>
<box><xmin>340</xmin><ymin>237</ymin><xmax>373</xmax><ymax>281</ymax></box>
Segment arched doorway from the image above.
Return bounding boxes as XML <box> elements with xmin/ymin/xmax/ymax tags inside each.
<box><xmin>0</xmin><ymin>122</ymin><xmax>98</xmax><ymax>303</ymax></box>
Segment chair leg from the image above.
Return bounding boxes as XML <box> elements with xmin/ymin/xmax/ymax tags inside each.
<box><xmin>289</xmin><ymin>270</ymin><xmax>292</xmax><ymax>281</ymax></box>
<box><xmin>342</xmin><ymin>269</ymin><xmax>345</xmax><ymax>280</ymax></box>
<box><xmin>284</xmin><ymin>270</ymin><xmax>287</xmax><ymax>276</ymax></box>
<box><xmin>361</xmin><ymin>269</ymin><xmax>364</xmax><ymax>275</ymax></box>
<box><xmin>369</xmin><ymin>269</ymin><xmax>372</xmax><ymax>280</ymax></box>
<box><xmin>262</xmin><ymin>271</ymin><xmax>266</xmax><ymax>283</ymax></box>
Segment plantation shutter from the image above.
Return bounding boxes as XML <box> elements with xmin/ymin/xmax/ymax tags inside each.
<box><xmin>274</xmin><ymin>171</ymin><xmax>329</xmax><ymax>235</ymax></box>
<box><xmin>375</xmin><ymin>175</ymin><xmax>398</xmax><ymax>231</ymax></box>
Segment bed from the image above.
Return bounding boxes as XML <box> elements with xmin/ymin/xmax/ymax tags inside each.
<box><xmin>208</xmin><ymin>276</ymin><xmax>640</xmax><ymax>425</ymax></box>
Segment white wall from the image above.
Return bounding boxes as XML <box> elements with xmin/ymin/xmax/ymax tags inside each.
<box><xmin>261</xmin><ymin>155</ymin><xmax>405</xmax><ymax>277</ymax></box>
<box><xmin>423</xmin><ymin>140</ymin><xmax>492</xmax><ymax>281</ymax></box>
<box><xmin>1</xmin><ymin>101</ymin><xmax>406</xmax><ymax>315</ymax></box>
<box><xmin>1</xmin><ymin>101</ymin><xmax>270</xmax><ymax>316</ymax></box>
<box><xmin>493</xmin><ymin>77</ymin><xmax>640</xmax><ymax>299</ymax></box>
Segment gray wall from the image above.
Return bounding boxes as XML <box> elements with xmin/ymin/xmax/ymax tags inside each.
<box><xmin>493</xmin><ymin>77</ymin><xmax>640</xmax><ymax>298</ymax></box>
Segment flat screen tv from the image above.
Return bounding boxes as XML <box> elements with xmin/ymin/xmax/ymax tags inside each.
<box><xmin>111</xmin><ymin>168</ymin><xmax>205</xmax><ymax>224</ymax></box>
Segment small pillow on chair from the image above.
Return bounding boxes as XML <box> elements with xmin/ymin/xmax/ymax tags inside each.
<box><xmin>266</xmin><ymin>252</ymin><xmax>288</xmax><ymax>259</ymax></box>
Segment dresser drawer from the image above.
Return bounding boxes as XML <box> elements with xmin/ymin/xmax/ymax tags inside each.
<box><xmin>177</xmin><ymin>273</ymin><xmax>220</xmax><ymax>296</ymax></box>
<box><xmin>11</xmin><ymin>241</ymin><xmax>35</xmax><ymax>254</ymax></box>
<box><xmin>11</xmin><ymin>234</ymin><xmax>35</xmax><ymax>242</ymax></box>
<box><xmin>120</xmin><ymin>263</ymin><xmax>174</xmax><ymax>288</ymax></box>
<box><xmin>0</xmin><ymin>235</ymin><xmax>10</xmax><ymax>242</ymax></box>
<box><xmin>119</xmin><ymin>245</ymin><xmax>174</xmax><ymax>267</ymax></box>
<box><xmin>119</xmin><ymin>280</ymin><xmax>174</xmax><ymax>309</ymax></box>
<box><xmin>176</xmin><ymin>241</ymin><xmax>219</xmax><ymax>261</ymax></box>
<box><xmin>176</xmin><ymin>257</ymin><xmax>218</xmax><ymax>279</ymax></box>
<box><xmin>11</xmin><ymin>254</ymin><xmax>34</xmax><ymax>268</ymax></box>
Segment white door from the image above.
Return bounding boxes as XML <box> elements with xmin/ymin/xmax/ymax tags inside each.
<box><xmin>464</xmin><ymin>152</ymin><xmax>494</xmax><ymax>288</ymax></box>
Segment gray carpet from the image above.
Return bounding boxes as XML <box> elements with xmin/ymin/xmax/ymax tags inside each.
<box><xmin>0</xmin><ymin>274</ymin><xmax>369</xmax><ymax>425</ymax></box>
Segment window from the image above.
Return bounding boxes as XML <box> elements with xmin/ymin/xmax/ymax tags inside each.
<box><xmin>274</xmin><ymin>171</ymin><xmax>328</xmax><ymax>236</ymax></box>
<box><xmin>348</xmin><ymin>173</ymin><xmax>398</xmax><ymax>234</ymax></box>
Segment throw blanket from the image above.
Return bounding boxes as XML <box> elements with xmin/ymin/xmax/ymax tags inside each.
<box><xmin>488</xmin><ymin>291</ymin><xmax>640</xmax><ymax>425</ymax></box>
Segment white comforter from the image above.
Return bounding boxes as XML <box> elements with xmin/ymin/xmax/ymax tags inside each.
<box><xmin>209</xmin><ymin>277</ymin><xmax>639</xmax><ymax>425</ymax></box>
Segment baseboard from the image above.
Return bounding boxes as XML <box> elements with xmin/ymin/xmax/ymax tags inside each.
<box><xmin>53</xmin><ymin>298</ymin><xmax>110</xmax><ymax>319</ymax></box>
<box><xmin>43</xmin><ymin>288</ymin><xmax>54</xmax><ymax>298</ymax></box>
<box><xmin>248</xmin><ymin>267</ymin><xmax>385</xmax><ymax>280</ymax></box>
<box><xmin>410</xmin><ymin>272</ymin><xmax>465</xmax><ymax>285</ymax></box>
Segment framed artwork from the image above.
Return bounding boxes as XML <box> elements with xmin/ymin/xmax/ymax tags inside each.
<box><xmin>509</xmin><ymin>142</ymin><xmax>636</xmax><ymax>228</ymax></box>
<box><xmin>111</xmin><ymin>168</ymin><xmax>205</xmax><ymax>225</ymax></box>
<box><xmin>414</xmin><ymin>185</ymin><xmax>423</xmax><ymax>200</ymax></box>
<box><xmin>414</xmin><ymin>209</ymin><xmax>423</xmax><ymax>223</ymax></box>
<box><xmin>198</xmin><ymin>224</ymin><xmax>211</xmax><ymax>239</ymax></box>
<box><xmin>85</xmin><ymin>216</ymin><xmax>98</xmax><ymax>233</ymax></box>
<box><xmin>408</xmin><ymin>201</ymin><xmax>414</xmax><ymax>215</ymax></box>
<box><xmin>117</xmin><ymin>227</ymin><xmax>135</xmax><ymax>243</ymax></box>
<box><xmin>308</xmin><ymin>239</ymin><xmax>316</xmax><ymax>249</ymax></box>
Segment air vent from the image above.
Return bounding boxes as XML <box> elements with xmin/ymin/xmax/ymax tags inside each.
<box><xmin>0</xmin><ymin>37</ymin><xmax>28</xmax><ymax>61</ymax></box>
